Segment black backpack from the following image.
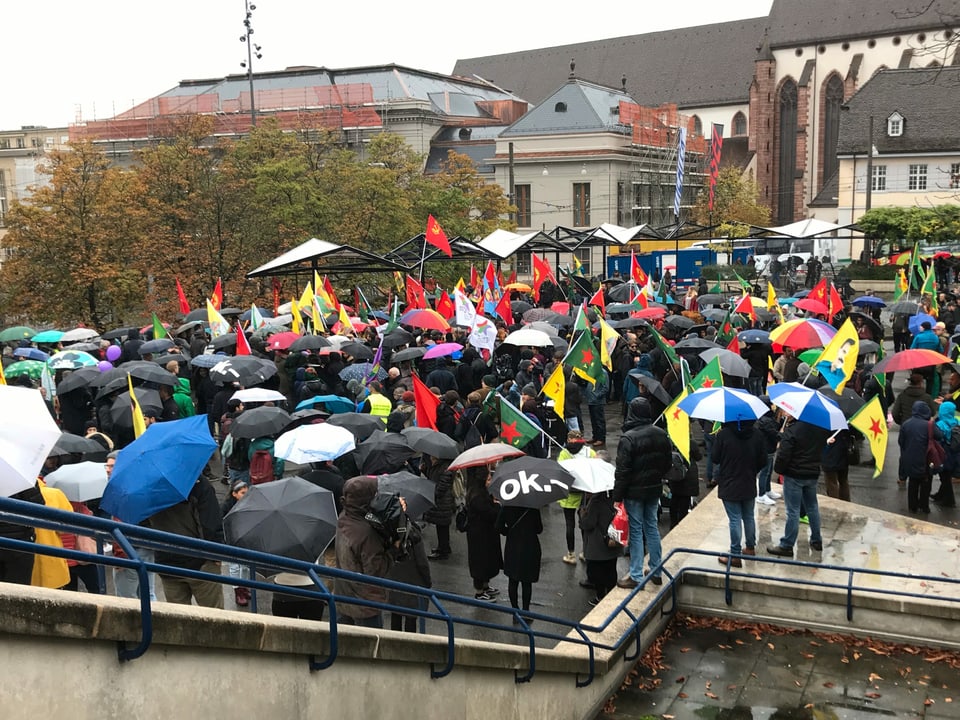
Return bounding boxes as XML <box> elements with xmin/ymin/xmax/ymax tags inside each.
<box><xmin>664</xmin><ymin>450</ymin><xmax>690</xmax><ymax>485</ymax></box>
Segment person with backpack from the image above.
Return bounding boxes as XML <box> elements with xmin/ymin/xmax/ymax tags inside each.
<box><xmin>248</xmin><ymin>436</ymin><xmax>284</xmax><ymax>485</ymax></box>
<box><xmin>932</xmin><ymin>400</ymin><xmax>959</xmax><ymax>508</ymax></box>
<box><xmin>713</xmin><ymin>419</ymin><xmax>768</xmax><ymax>567</ymax></box>
<box><xmin>822</xmin><ymin>429</ymin><xmax>852</xmax><ymax>501</ymax></box>
<box><xmin>666</xmin><ymin>432</ymin><xmax>702</xmax><ymax>529</ymax></box>
<box><xmin>557</xmin><ymin>431</ymin><xmax>595</xmax><ymax>564</ymax></box>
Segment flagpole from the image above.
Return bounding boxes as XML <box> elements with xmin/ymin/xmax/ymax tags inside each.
<box><xmin>418</xmin><ymin>235</ymin><xmax>429</xmax><ymax>285</ymax></box>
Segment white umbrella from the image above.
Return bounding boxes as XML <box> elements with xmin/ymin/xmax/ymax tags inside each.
<box><xmin>559</xmin><ymin>457</ymin><xmax>616</xmax><ymax>493</ymax></box>
<box><xmin>274</xmin><ymin>423</ymin><xmax>356</xmax><ymax>464</ymax></box>
<box><xmin>502</xmin><ymin>328</ymin><xmax>553</xmax><ymax>347</ymax></box>
<box><xmin>0</xmin><ymin>386</ymin><xmax>62</xmax><ymax>496</ymax></box>
<box><xmin>676</xmin><ymin>387</ymin><xmax>771</xmax><ymax>423</ymax></box>
<box><xmin>768</xmin><ymin>382</ymin><xmax>847</xmax><ymax>431</ymax></box>
<box><xmin>42</xmin><ymin>461</ymin><xmax>108</xmax><ymax>502</ymax></box>
<box><xmin>60</xmin><ymin>327</ymin><xmax>100</xmax><ymax>343</ymax></box>
<box><xmin>231</xmin><ymin>388</ymin><xmax>287</xmax><ymax>404</ymax></box>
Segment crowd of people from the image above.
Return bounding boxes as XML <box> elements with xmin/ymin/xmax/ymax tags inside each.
<box><xmin>1</xmin><ymin>272</ymin><xmax>958</xmax><ymax>627</ymax></box>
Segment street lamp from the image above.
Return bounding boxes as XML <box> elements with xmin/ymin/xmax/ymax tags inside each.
<box><xmin>240</xmin><ymin>0</ymin><xmax>262</xmax><ymax>128</ymax></box>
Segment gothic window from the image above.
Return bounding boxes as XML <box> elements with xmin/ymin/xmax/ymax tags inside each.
<box><xmin>777</xmin><ymin>79</ymin><xmax>798</xmax><ymax>223</ymax></box>
<box><xmin>822</xmin><ymin>75</ymin><xmax>844</xmax><ymax>184</ymax></box>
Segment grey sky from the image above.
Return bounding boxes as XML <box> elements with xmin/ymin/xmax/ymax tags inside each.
<box><xmin>6</xmin><ymin>0</ymin><xmax>772</xmax><ymax>130</ymax></box>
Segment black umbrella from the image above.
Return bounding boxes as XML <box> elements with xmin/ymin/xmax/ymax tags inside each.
<box><xmin>285</xmin><ymin>408</ymin><xmax>331</xmax><ymax>429</ymax></box>
<box><xmin>127</xmin><ymin>364</ymin><xmax>179</xmax><ymax>387</ymax></box>
<box><xmin>101</xmin><ymin>326</ymin><xmax>137</xmax><ymax>341</ymax></box>
<box><xmin>849</xmin><ymin>311</ymin><xmax>883</xmax><ymax>340</ymax></box>
<box><xmin>817</xmin><ymin>386</ymin><xmax>865</xmax><ymax>418</ymax></box>
<box><xmin>325</xmin><ymin>412</ymin><xmax>385</xmax><ymax>441</ymax></box>
<box><xmin>611</xmin><ymin>317</ymin><xmax>648</xmax><ymax>330</ymax></box>
<box><xmin>230</xmin><ymin>406</ymin><xmax>293</xmax><ymax>439</ymax></box>
<box><xmin>607</xmin><ymin>283</ymin><xmax>641</xmax><ymax>303</ymax></box>
<box><xmin>665</xmin><ymin>315</ymin><xmax>695</xmax><ymax>331</ymax></box>
<box><xmin>377</xmin><ymin>471</ymin><xmax>436</xmax><ymax>520</ymax></box>
<box><xmin>382</xmin><ymin>328</ymin><xmax>414</xmax><ymax>348</ymax></box>
<box><xmin>701</xmin><ymin>309</ymin><xmax>729</xmax><ymax>322</ymax></box>
<box><xmin>606</xmin><ymin>303</ymin><xmax>636</xmax><ymax>316</ymax></box>
<box><xmin>627</xmin><ymin>371</ymin><xmax>672</xmax><ymax>406</ymax></box>
<box><xmin>511</xmin><ymin>301</ymin><xmax>533</xmax><ymax>315</ymax></box>
<box><xmin>354</xmin><ymin>430</ymin><xmax>416</xmax><ymax>475</ymax></box>
<box><xmin>50</xmin><ymin>432</ymin><xmax>107</xmax><ymax>458</ymax></box>
<box><xmin>183</xmin><ymin>308</ymin><xmax>208</xmax><ymax>322</ymax></box>
<box><xmin>488</xmin><ymin>456</ymin><xmax>573</xmax><ymax>508</ymax></box>
<box><xmin>888</xmin><ymin>301</ymin><xmax>919</xmax><ymax>315</ymax></box>
<box><xmin>522</xmin><ymin>308</ymin><xmax>561</xmax><ymax>323</ymax></box>
<box><xmin>90</xmin><ymin>361</ymin><xmax>158</xmax><ymax>388</ymax></box>
<box><xmin>289</xmin><ymin>335</ymin><xmax>331</xmax><ymax>352</ymax></box>
<box><xmin>220</xmin><ymin>307</ymin><xmax>242</xmax><ymax>316</ymax></box>
<box><xmin>674</xmin><ymin>337</ymin><xmax>721</xmax><ymax>351</ymax></box>
<box><xmin>400</xmin><ymin>427</ymin><xmax>459</xmax><ymax>459</ymax></box>
<box><xmin>56</xmin><ymin>366</ymin><xmax>102</xmax><ymax>395</ymax></box>
<box><xmin>174</xmin><ymin>320</ymin><xmax>205</xmax><ymax>336</ymax></box>
<box><xmin>209</xmin><ymin>356</ymin><xmax>275</xmax><ymax>387</ymax></box>
<box><xmin>95</xmin><ymin>376</ymin><xmax>130</xmax><ymax>401</ymax></box>
<box><xmin>696</xmin><ymin>294</ymin><xmax>728</xmax><ymax>307</ymax></box>
<box><xmin>211</xmin><ymin>333</ymin><xmax>238</xmax><ymax>350</ymax></box>
<box><xmin>139</xmin><ymin>338</ymin><xmax>175</xmax><ymax>355</ymax></box>
<box><xmin>157</xmin><ymin>353</ymin><xmax>190</xmax><ymax>366</ymax></box>
<box><xmin>858</xmin><ymin>339</ymin><xmax>880</xmax><ymax>356</ymax></box>
<box><xmin>341</xmin><ymin>342</ymin><xmax>374</xmax><ymax>361</ymax></box>
<box><xmin>223</xmin><ymin>477</ymin><xmax>338</xmax><ymax>562</ymax></box>
<box><xmin>109</xmin><ymin>388</ymin><xmax>163</xmax><ymax>430</ymax></box>
<box><xmin>390</xmin><ymin>347</ymin><xmax>426</xmax><ymax>363</ymax></box>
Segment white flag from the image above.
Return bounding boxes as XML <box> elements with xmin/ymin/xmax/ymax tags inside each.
<box><xmin>469</xmin><ymin>316</ymin><xmax>497</xmax><ymax>352</ymax></box>
<box><xmin>454</xmin><ymin>288</ymin><xmax>477</xmax><ymax>328</ymax></box>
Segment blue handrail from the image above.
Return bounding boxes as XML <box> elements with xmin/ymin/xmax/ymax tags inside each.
<box><xmin>0</xmin><ymin>494</ymin><xmax>957</xmax><ymax>688</ymax></box>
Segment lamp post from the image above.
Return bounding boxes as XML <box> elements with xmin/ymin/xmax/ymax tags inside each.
<box><xmin>240</xmin><ymin>0</ymin><xmax>262</xmax><ymax>128</ymax></box>
<box><xmin>864</xmin><ymin>115</ymin><xmax>875</xmax><ymax>260</ymax></box>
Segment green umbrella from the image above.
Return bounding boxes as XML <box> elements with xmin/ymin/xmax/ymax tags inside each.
<box><xmin>0</xmin><ymin>326</ymin><xmax>37</xmax><ymax>342</ymax></box>
<box><xmin>4</xmin><ymin>359</ymin><xmax>46</xmax><ymax>380</ymax></box>
<box><xmin>32</xmin><ymin>329</ymin><xmax>64</xmax><ymax>344</ymax></box>
<box><xmin>799</xmin><ymin>348</ymin><xmax>821</xmax><ymax>365</ymax></box>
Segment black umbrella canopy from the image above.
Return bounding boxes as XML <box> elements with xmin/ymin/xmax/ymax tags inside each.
<box><xmin>674</xmin><ymin>337</ymin><xmax>721</xmax><ymax>352</ymax></box>
<box><xmin>127</xmin><ymin>364</ymin><xmax>179</xmax><ymax>387</ymax></box>
<box><xmin>109</xmin><ymin>388</ymin><xmax>163</xmax><ymax>430</ymax></box>
<box><xmin>101</xmin><ymin>326</ymin><xmax>138</xmax><ymax>341</ymax></box>
<box><xmin>354</xmin><ymin>430</ymin><xmax>416</xmax><ymax>475</ymax></box>
<box><xmin>56</xmin><ymin>366</ymin><xmax>102</xmax><ymax>395</ymax></box>
<box><xmin>91</xmin><ymin>361</ymin><xmax>158</xmax><ymax>388</ymax></box>
<box><xmin>289</xmin><ymin>335</ymin><xmax>331</xmax><ymax>352</ymax></box>
<box><xmin>211</xmin><ymin>333</ymin><xmax>238</xmax><ymax>350</ymax></box>
<box><xmin>223</xmin><ymin>477</ymin><xmax>338</xmax><ymax>562</ymax></box>
<box><xmin>665</xmin><ymin>315</ymin><xmax>695</xmax><ymax>331</ymax></box>
<box><xmin>888</xmin><ymin>301</ymin><xmax>919</xmax><ymax>315</ymax></box>
<box><xmin>511</xmin><ymin>300</ymin><xmax>533</xmax><ymax>315</ymax></box>
<box><xmin>183</xmin><ymin>308</ymin><xmax>208</xmax><ymax>322</ymax></box>
<box><xmin>382</xmin><ymin>328</ymin><xmax>414</xmax><ymax>348</ymax></box>
<box><xmin>209</xmin><ymin>356</ymin><xmax>276</xmax><ymax>387</ymax></box>
<box><xmin>139</xmin><ymin>338</ymin><xmax>175</xmax><ymax>355</ymax></box>
<box><xmin>627</xmin><ymin>371</ymin><xmax>672</xmax><ymax>406</ymax></box>
<box><xmin>611</xmin><ymin>317</ymin><xmax>648</xmax><ymax>330</ymax></box>
<box><xmin>817</xmin><ymin>386</ymin><xmax>865</xmax><ymax>418</ymax></box>
<box><xmin>50</xmin><ymin>432</ymin><xmax>106</xmax><ymax>458</ymax></box>
<box><xmin>390</xmin><ymin>346</ymin><xmax>426</xmax><ymax>363</ymax></box>
<box><xmin>325</xmin><ymin>412</ymin><xmax>385</xmax><ymax>441</ymax></box>
<box><xmin>230</xmin><ymin>406</ymin><xmax>293</xmax><ymax>439</ymax></box>
<box><xmin>341</xmin><ymin>342</ymin><xmax>374</xmax><ymax>361</ymax></box>
<box><xmin>400</xmin><ymin>427</ymin><xmax>459</xmax><ymax>460</ymax></box>
<box><xmin>849</xmin><ymin>311</ymin><xmax>883</xmax><ymax>340</ymax></box>
<box><xmin>488</xmin><ymin>456</ymin><xmax>573</xmax><ymax>508</ymax></box>
<box><xmin>377</xmin><ymin>471</ymin><xmax>436</xmax><ymax>520</ymax></box>
<box><xmin>697</xmin><ymin>294</ymin><xmax>728</xmax><ymax>308</ymax></box>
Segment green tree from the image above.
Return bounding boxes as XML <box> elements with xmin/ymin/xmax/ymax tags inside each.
<box><xmin>692</xmin><ymin>167</ymin><xmax>770</xmax><ymax>232</ymax></box>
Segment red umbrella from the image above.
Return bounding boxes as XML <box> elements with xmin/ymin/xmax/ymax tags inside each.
<box><xmin>636</xmin><ymin>307</ymin><xmax>666</xmax><ymax>320</ymax></box>
<box><xmin>400</xmin><ymin>308</ymin><xmax>451</xmax><ymax>332</ymax></box>
<box><xmin>448</xmin><ymin>442</ymin><xmax>525</xmax><ymax>471</ymax></box>
<box><xmin>872</xmin><ymin>349</ymin><xmax>952</xmax><ymax>374</ymax></box>
<box><xmin>266</xmin><ymin>331</ymin><xmax>302</xmax><ymax>351</ymax></box>
<box><xmin>793</xmin><ymin>298</ymin><xmax>829</xmax><ymax>315</ymax></box>
<box><xmin>932</xmin><ymin>251</ymin><xmax>953</xmax><ymax>260</ymax></box>
<box><xmin>550</xmin><ymin>301</ymin><xmax>571</xmax><ymax>314</ymax></box>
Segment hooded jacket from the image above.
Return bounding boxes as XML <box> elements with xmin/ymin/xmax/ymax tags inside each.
<box><xmin>712</xmin><ymin>421</ymin><xmax>767</xmax><ymax>501</ymax></box>
<box><xmin>334</xmin><ymin>476</ymin><xmax>391</xmax><ymax>618</ymax></box>
<box><xmin>891</xmin><ymin>384</ymin><xmax>937</xmax><ymax>425</ymax></box>
<box><xmin>773</xmin><ymin>419</ymin><xmax>831</xmax><ymax>480</ymax></box>
<box><xmin>613</xmin><ymin>398</ymin><xmax>673</xmax><ymax>502</ymax></box>
<box><xmin>899</xmin><ymin>401</ymin><xmax>933</xmax><ymax>478</ymax></box>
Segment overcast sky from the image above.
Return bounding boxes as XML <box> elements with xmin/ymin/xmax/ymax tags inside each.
<box><xmin>6</xmin><ymin>0</ymin><xmax>773</xmax><ymax>130</ymax></box>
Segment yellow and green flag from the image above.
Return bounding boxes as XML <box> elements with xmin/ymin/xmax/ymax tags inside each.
<box><xmin>849</xmin><ymin>395</ymin><xmax>887</xmax><ymax>478</ymax></box>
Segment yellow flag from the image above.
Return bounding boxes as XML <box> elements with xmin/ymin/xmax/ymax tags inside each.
<box><xmin>206</xmin><ymin>299</ymin><xmax>231</xmax><ymax>339</ymax></box>
<box><xmin>665</xmin><ymin>387</ymin><xmax>691</xmax><ymax>462</ymax></box>
<box><xmin>812</xmin><ymin>318</ymin><xmax>859</xmax><ymax>393</ymax></box>
<box><xmin>0</xmin><ymin>360</ymin><xmax>6</xmax><ymax>385</ymax></box>
<box><xmin>540</xmin><ymin>363</ymin><xmax>565</xmax><ymax>421</ymax></box>
<box><xmin>455</xmin><ymin>277</ymin><xmax>466</xmax><ymax>293</ymax></box>
<box><xmin>311</xmin><ymin>296</ymin><xmax>326</xmax><ymax>335</ymax></box>
<box><xmin>338</xmin><ymin>304</ymin><xmax>354</xmax><ymax>335</ymax></box>
<box><xmin>127</xmin><ymin>374</ymin><xmax>147</xmax><ymax>439</ymax></box>
<box><xmin>298</xmin><ymin>281</ymin><xmax>314</xmax><ymax>311</ymax></box>
<box><xmin>290</xmin><ymin>297</ymin><xmax>302</xmax><ymax>335</ymax></box>
<box><xmin>598</xmin><ymin>318</ymin><xmax>621</xmax><ymax>371</ymax></box>
<box><xmin>766</xmin><ymin>282</ymin><xmax>778</xmax><ymax>311</ymax></box>
<box><xmin>849</xmin><ymin>395</ymin><xmax>887</xmax><ymax>478</ymax></box>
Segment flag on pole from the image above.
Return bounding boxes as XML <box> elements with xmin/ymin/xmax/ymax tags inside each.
<box><xmin>690</xmin><ymin>356</ymin><xmax>724</xmax><ymax>390</ymax></box>
<box><xmin>234</xmin><ymin>324</ymin><xmax>252</xmax><ymax>356</ymax></box>
<box><xmin>598</xmin><ymin>318</ymin><xmax>620</xmax><ymax>371</ymax></box>
<box><xmin>589</xmin><ymin>286</ymin><xmax>606</xmax><ymax>315</ymax></box>
<box><xmin>406</xmin><ymin>275</ymin><xmax>427</xmax><ymax>310</ymax></box>
<box><xmin>647</xmin><ymin>324</ymin><xmax>680</xmax><ymax>367</ymax></box>
<box><xmin>312</xmin><ymin>296</ymin><xmax>327</xmax><ymax>335</ymax></box>
<box><xmin>563</xmin><ymin>329</ymin><xmax>603</xmax><ymax>384</ymax></box>
<box><xmin>175</xmin><ymin>278</ymin><xmax>190</xmax><ymax>315</ymax></box>
<box><xmin>734</xmin><ymin>293</ymin><xmax>756</xmax><ymax>324</ymax></box>
<box><xmin>249</xmin><ymin>304</ymin><xmax>265</xmax><ymax>331</ymax></box>
<box><xmin>708</xmin><ymin>124</ymin><xmax>723</xmax><ymax>211</ymax></box>
<box><xmin>494</xmin><ymin>292</ymin><xmax>513</xmax><ymax>326</ymax></box>
<box><xmin>290</xmin><ymin>298</ymin><xmax>302</xmax><ymax>335</ymax></box>
<box><xmin>849</xmin><ymin>395</ymin><xmax>888</xmax><ymax>478</ymax></box>
<box><xmin>908</xmin><ymin>241</ymin><xmax>923</xmax><ymax>292</ymax></box>
<box><xmin>210</xmin><ymin>278</ymin><xmax>223</xmax><ymax>311</ymax></box>
<box><xmin>893</xmin><ymin>268</ymin><xmax>908</xmax><ymax>300</ymax></box>
<box><xmin>674</xmin><ymin>126</ymin><xmax>687</xmax><ymax>218</ymax></box>
<box><xmin>0</xmin><ymin>359</ymin><xmax>6</xmax><ymax>386</ymax></box>
<box><xmin>630</xmin><ymin>250</ymin><xmax>649</xmax><ymax>288</ymax></box>
<box><xmin>337</xmin><ymin>304</ymin><xmax>355</xmax><ymax>335</ymax></box>
<box><xmin>127</xmin><ymin>374</ymin><xmax>147</xmax><ymax>440</ymax></box>
<box><xmin>412</xmin><ymin>373</ymin><xmax>440</xmax><ymax>430</ymax></box>
<box><xmin>206</xmin><ymin>300</ymin><xmax>231</xmax><ymax>339</ymax></box>
<box><xmin>665</xmin><ymin>388</ymin><xmax>691</xmax><ymax>462</ymax></box>
<box><xmin>435</xmin><ymin>290</ymin><xmax>455</xmax><ymax>320</ymax></box>
<box><xmin>469</xmin><ymin>265</ymin><xmax>481</xmax><ymax>293</ymax></box>
<box><xmin>272</xmin><ymin>278</ymin><xmax>282</xmax><ymax>316</ymax></box>
<box><xmin>532</xmin><ymin>254</ymin><xmax>554</xmax><ymax>300</ymax></box>
<box><xmin>354</xmin><ymin>288</ymin><xmax>370</xmax><ymax>323</ymax></box>
<box><xmin>425</xmin><ymin>214</ymin><xmax>453</xmax><ymax>257</ymax></box>
<box><xmin>827</xmin><ymin>281</ymin><xmax>845</xmax><ymax>322</ymax></box>
<box><xmin>322</xmin><ymin>276</ymin><xmax>340</xmax><ymax>311</ymax></box>
<box><xmin>364</xmin><ymin>339</ymin><xmax>384</xmax><ymax>388</ymax></box>
<box><xmin>453</xmin><ymin>288</ymin><xmax>477</xmax><ymax>329</ymax></box>
<box><xmin>498</xmin><ymin>397</ymin><xmax>543</xmax><ymax>449</ymax></box>
<box><xmin>812</xmin><ymin>318</ymin><xmax>859</xmax><ymax>393</ymax></box>
<box><xmin>298</xmin><ymin>280</ymin><xmax>315</xmax><ymax>312</ymax></box>
<box><xmin>921</xmin><ymin>263</ymin><xmax>938</xmax><ymax>313</ymax></box>
<box><xmin>540</xmin><ymin>362</ymin><xmax>566</xmax><ymax>420</ymax></box>
<box><xmin>151</xmin><ymin>313</ymin><xmax>167</xmax><ymax>340</ymax></box>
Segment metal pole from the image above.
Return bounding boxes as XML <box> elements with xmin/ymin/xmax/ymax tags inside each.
<box><xmin>864</xmin><ymin>115</ymin><xmax>874</xmax><ymax>260</ymax></box>
<box><xmin>508</xmin><ymin>142</ymin><xmax>516</xmax><ymax>225</ymax></box>
<box><xmin>243</xmin><ymin>0</ymin><xmax>258</xmax><ymax>128</ymax></box>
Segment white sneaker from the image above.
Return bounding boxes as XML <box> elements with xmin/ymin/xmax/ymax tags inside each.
<box><xmin>766</xmin><ymin>490</ymin><xmax>782</xmax><ymax>500</ymax></box>
<box><xmin>756</xmin><ymin>494</ymin><xmax>776</xmax><ymax>506</ymax></box>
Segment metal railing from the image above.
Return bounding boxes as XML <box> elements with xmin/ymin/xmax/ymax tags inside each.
<box><xmin>0</xmin><ymin>495</ymin><xmax>956</xmax><ymax>687</ymax></box>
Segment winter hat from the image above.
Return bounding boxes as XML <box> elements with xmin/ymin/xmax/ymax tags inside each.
<box><xmin>401</xmin><ymin>390</ymin><xmax>415</xmax><ymax>402</ymax></box>
<box><xmin>482</xmin><ymin>374</ymin><xmax>498</xmax><ymax>388</ymax></box>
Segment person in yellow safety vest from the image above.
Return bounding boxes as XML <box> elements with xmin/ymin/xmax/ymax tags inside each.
<box><xmin>360</xmin><ymin>381</ymin><xmax>393</xmax><ymax>423</ymax></box>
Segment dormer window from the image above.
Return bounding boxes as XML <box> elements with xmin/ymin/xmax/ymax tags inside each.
<box><xmin>887</xmin><ymin>111</ymin><xmax>904</xmax><ymax>137</ymax></box>
<box><xmin>555</xmin><ymin>102</ymin><xmax>567</xmax><ymax>113</ymax></box>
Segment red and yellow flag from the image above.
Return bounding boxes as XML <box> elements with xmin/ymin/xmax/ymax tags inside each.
<box><xmin>425</xmin><ymin>214</ymin><xmax>453</xmax><ymax>257</ymax></box>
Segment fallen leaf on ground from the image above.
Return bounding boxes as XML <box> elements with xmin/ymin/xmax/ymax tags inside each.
<box><xmin>705</xmin><ymin>692</ymin><xmax>719</xmax><ymax>699</ymax></box>
<box><xmin>868</xmin><ymin>673</ymin><xmax>883</xmax><ymax>682</ymax></box>
<box><xmin>865</xmin><ymin>692</ymin><xmax>881</xmax><ymax>699</ymax></box>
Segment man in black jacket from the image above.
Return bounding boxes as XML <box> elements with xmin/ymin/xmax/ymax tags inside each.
<box><xmin>767</xmin><ymin>418</ymin><xmax>830</xmax><ymax>557</ymax></box>
<box><xmin>613</xmin><ymin>397</ymin><xmax>673</xmax><ymax>588</ymax></box>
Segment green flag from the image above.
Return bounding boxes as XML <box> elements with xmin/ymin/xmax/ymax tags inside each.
<box><xmin>573</xmin><ymin>305</ymin><xmax>590</xmax><ymax>332</ymax></box>
<box><xmin>921</xmin><ymin>264</ymin><xmax>938</xmax><ymax>313</ymax></box>
<box><xmin>733</xmin><ymin>270</ymin><xmax>752</xmax><ymax>293</ymax></box>
<box><xmin>151</xmin><ymin>313</ymin><xmax>167</xmax><ymax>340</ymax></box>
<box><xmin>908</xmin><ymin>242</ymin><xmax>923</xmax><ymax>292</ymax></box>
<box><xmin>709</xmin><ymin>275</ymin><xmax>723</xmax><ymax>294</ymax></box>
<box><xmin>498</xmin><ymin>397</ymin><xmax>542</xmax><ymax>449</ymax></box>
<box><xmin>690</xmin><ymin>356</ymin><xmax>724</xmax><ymax>390</ymax></box>
<box><xmin>647</xmin><ymin>324</ymin><xmax>680</xmax><ymax>367</ymax></box>
<box><xmin>385</xmin><ymin>296</ymin><xmax>401</xmax><ymax>333</ymax></box>
<box><xmin>563</xmin><ymin>329</ymin><xmax>603</xmax><ymax>384</ymax></box>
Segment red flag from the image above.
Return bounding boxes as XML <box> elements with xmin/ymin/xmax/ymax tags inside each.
<box><xmin>496</xmin><ymin>267</ymin><xmax>505</xmax><ymax>288</ymax></box>
<box><xmin>234</xmin><ymin>324</ymin><xmax>252</xmax><ymax>356</ymax></box>
<box><xmin>532</xmin><ymin>254</ymin><xmax>553</xmax><ymax>300</ymax></box>
<box><xmin>589</xmin><ymin>287</ymin><xmax>606</xmax><ymax>315</ymax></box>
<box><xmin>406</xmin><ymin>275</ymin><xmax>427</xmax><ymax>310</ymax></box>
<box><xmin>726</xmin><ymin>335</ymin><xmax>740</xmax><ymax>354</ymax></box>
<box><xmin>484</xmin><ymin>260</ymin><xmax>497</xmax><ymax>291</ymax></box>
<box><xmin>808</xmin><ymin>277</ymin><xmax>828</xmax><ymax>306</ymax></box>
<box><xmin>272</xmin><ymin>278</ymin><xmax>282</xmax><ymax>315</ymax></box>
<box><xmin>470</xmin><ymin>264</ymin><xmax>481</xmax><ymax>292</ymax></box>
<box><xmin>734</xmin><ymin>293</ymin><xmax>756</xmax><ymax>323</ymax></box>
<box><xmin>210</xmin><ymin>278</ymin><xmax>223</xmax><ymax>310</ymax></box>
<box><xmin>630</xmin><ymin>251</ymin><xmax>648</xmax><ymax>287</ymax></box>
<box><xmin>475</xmin><ymin>291</ymin><xmax>485</xmax><ymax>318</ymax></box>
<box><xmin>827</xmin><ymin>282</ymin><xmax>844</xmax><ymax>322</ymax></box>
<box><xmin>708</xmin><ymin>123</ymin><xmax>724</xmax><ymax>211</ymax></box>
<box><xmin>507</xmin><ymin>270</ymin><xmax>517</xmax><ymax>285</ymax></box>
<box><xmin>425</xmin><ymin>214</ymin><xmax>453</xmax><ymax>257</ymax></box>
<box><xmin>175</xmin><ymin>278</ymin><xmax>190</xmax><ymax>315</ymax></box>
<box><xmin>435</xmin><ymin>291</ymin><xmax>455</xmax><ymax>320</ymax></box>
<box><xmin>495</xmin><ymin>292</ymin><xmax>513</xmax><ymax>326</ymax></box>
<box><xmin>323</xmin><ymin>276</ymin><xmax>340</xmax><ymax>310</ymax></box>
<box><xmin>412</xmin><ymin>373</ymin><xmax>440</xmax><ymax>430</ymax></box>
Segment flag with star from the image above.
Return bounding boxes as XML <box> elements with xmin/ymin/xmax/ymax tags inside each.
<box><xmin>540</xmin><ymin>362</ymin><xmax>565</xmax><ymax>420</ymax></box>
<box><xmin>497</xmin><ymin>397</ymin><xmax>542</xmax><ymax>449</ymax></box>
<box><xmin>562</xmin><ymin>329</ymin><xmax>603</xmax><ymax>384</ymax></box>
<box><xmin>893</xmin><ymin>268</ymin><xmax>908</xmax><ymax>301</ymax></box>
<box><xmin>690</xmin><ymin>356</ymin><xmax>724</xmax><ymax>391</ymax></box>
<box><xmin>598</xmin><ymin>317</ymin><xmax>620</xmax><ymax>371</ymax></box>
<box><xmin>849</xmin><ymin>395</ymin><xmax>887</xmax><ymax>478</ymax></box>
<box><xmin>921</xmin><ymin>263</ymin><xmax>938</xmax><ymax>313</ymax></box>
<box><xmin>573</xmin><ymin>305</ymin><xmax>590</xmax><ymax>332</ymax></box>
<box><xmin>665</xmin><ymin>387</ymin><xmax>690</xmax><ymax>462</ymax></box>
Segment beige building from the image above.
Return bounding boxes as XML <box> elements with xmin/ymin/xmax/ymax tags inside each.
<box><xmin>0</xmin><ymin>125</ymin><xmax>70</xmax><ymax>264</ymax></box>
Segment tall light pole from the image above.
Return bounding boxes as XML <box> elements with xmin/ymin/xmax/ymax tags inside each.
<box><xmin>240</xmin><ymin>0</ymin><xmax>262</xmax><ymax>128</ymax></box>
<box><xmin>864</xmin><ymin>115</ymin><xmax>875</xmax><ymax>261</ymax></box>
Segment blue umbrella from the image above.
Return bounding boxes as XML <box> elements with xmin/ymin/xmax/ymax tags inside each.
<box><xmin>677</xmin><ymin>387</ymin><xmax>771</xmax><ymax>423</ymax></box>
<box><xmin>296</xmin><ymin>394</ymin><xmax>356</xmax><ymax>414</ymax></box>
<box><xmin>768</xmin><ymin>382</ymin><xmax>847</xmax><ymax>431</ymax></box>
<box><xmin>31</xmin><ymin>330</ymin><xmax>64</xmax><ymax>344</ymax></box>
<box><xmin>851</xmin><ymin>296</ymin><xmax>886</xmax><ymax>308</ymax></box>
<box><xmin>12</xmin><ymin>347</ymin><xmax>50</xmax><ymax>361</ymax></box>
<box><xmin>339</xmin><ymin>362</ymin><xmax>386</xmax><ymax>384</ymax></box>
<box><xmin>908</xmin><ymin>313</ymin><xmax>937</xmax><ymax>335</ymax></box>
<box><xmin>738</xmin><ymin>329</ymin><xmax>771</xmax><ymax>345</ymax></box>
<box><xmin>100</xmin><ymin>414</ymin><xmax>218</xmax><ymax>524</ymax></box>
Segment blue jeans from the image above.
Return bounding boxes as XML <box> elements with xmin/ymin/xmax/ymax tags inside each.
<box><xmin>113</xmin><ymin>548</ymin><xmax>158</xmax><ymax>601</ymax></box>
<box><xmin>703</xmin><ymin>432</ymin><xmax>716</xmax><ymax>484</ymax></box>
<box><xmin>623</xmin><ymin>497</ymin><xmax>661</xmax><ymax>581</ymax></box>
<box><xmin>757</xmin><ymin>453</ymin><xmax>775</xmax><ymax>495</ymax></box>
<box><xmin>722</xmin><ymin>499</ymin><xmax>756</xmax><ymax>555</ymax></box>
<box><xmin>778</xmin><ymin>475</ymin><xmax>822</xmax><ymax>549</ymax></box>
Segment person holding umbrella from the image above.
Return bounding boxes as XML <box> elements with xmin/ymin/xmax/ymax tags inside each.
<box><xmin>421</xmin><ymin>453</ymin><xmax>456</xmax><ymax>561</ymax></box>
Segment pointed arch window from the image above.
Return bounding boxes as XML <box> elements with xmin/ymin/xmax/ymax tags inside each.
<box><xmin>777</xmin><ymin>80</ymin><xmax>798</xmax><ymax>223</ymax></box>
<box><xmin>822</xmin><ymin>74</ymin><xmax>844</xmax><ymax>184</ymax></box>
<box><xmin>732</xmin><ymin>112</ymin><xmax>747</xmax><ymax>136</ymax></box>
